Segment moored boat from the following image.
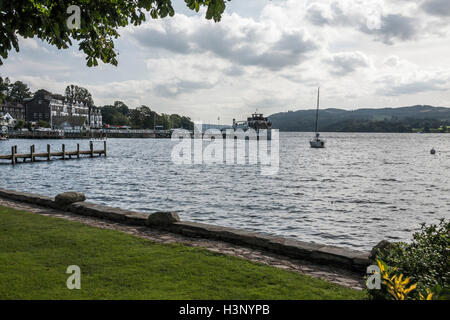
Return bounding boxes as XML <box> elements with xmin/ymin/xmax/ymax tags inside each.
<box><xmin>310</xmin><ymin>88</ymin><xmax>325</xmax><ymax>148</ymax></box>
<box><xmin>222</xmin><ymin>112</ymin><xmax>273</xmax><ymax>139</ymax></box>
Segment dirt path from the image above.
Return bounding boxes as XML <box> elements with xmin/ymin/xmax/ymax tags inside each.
<box><xmin>0</xmin><ymin>197</ymin><xmax>365</xmax><ymax>290</ymax></box>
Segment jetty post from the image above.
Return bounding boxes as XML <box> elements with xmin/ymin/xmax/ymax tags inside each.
<box><xmin>90</xmin><ymin>141</ymin><xmax>94</xmax><ymax>158</ymax></box>
<box><xmin>104</xmin><ymin>140</ymin><xmax>107</xmax><ymax>157</ymax></box>
<box><xmin>11</xmin><ymin>146</ymin><xmax>16</xmax><ymax>166</ymax></box>
<box><xmin>62</xmin><ymin>144</ymin><xmax>66</xmax><ymax>160</ymax></box>
<box><xmin>47</xmin><ymin>144</ymin><xmax>51</xmax><ymax>161</ymax></box>
<box><xmin>30</xmin><ymin>145</ymin><xmax>35</xmax><ymax>162</ymax></box>
<box><xmin>77</xmin><ymin>144</ymin><xmax>80</xmax><ymax>159</ymax></box>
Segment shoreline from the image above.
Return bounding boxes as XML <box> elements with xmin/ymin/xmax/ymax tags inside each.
<box><xmin>0</xmin><ymin>195</ymin><xmax>365</xmax><ymax>290</ymax></box>
<box><xmin>0</xmin><ymin>188</ymin><xmax>371</xmax><ymax>278</ymax></box>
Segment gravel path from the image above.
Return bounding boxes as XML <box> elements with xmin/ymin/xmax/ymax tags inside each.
<box><xmin>0</xmin><ymin>197</ymin><xmax>365</xmax><ymax>290</ymax></box>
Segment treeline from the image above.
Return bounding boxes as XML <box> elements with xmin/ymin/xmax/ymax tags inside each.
<box><xmin>269</xmin><ymin>105</ymin><xmax>450</xmax><ymax>132</ymax></box>
<box><xmin>101</xmin><ymin>101</ymin><xmax>194</xmax><ymax>130</ymax></box>
<box><xmin>322</xmin><ymin>118</ymin><xmax>450</xmax><ymax>133</ymax></box>
<box><xmin>1</xmin><ymin>75</ymin><xmax>194</xmax><ymax>130</ymax></box>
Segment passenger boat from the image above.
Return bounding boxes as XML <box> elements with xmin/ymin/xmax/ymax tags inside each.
<box><xmin>225</xmin><ymin>112</ymin><xmax>273</xmax><ymax>139</ymax></box>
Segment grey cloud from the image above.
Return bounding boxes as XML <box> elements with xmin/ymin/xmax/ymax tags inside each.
<box><xmin>193</xmin><ymin>26</ymin><xmax>318</xmax><ymax>71</ymax></box>
<box><xmin>305</xmin><ymin>2</ymin><xmax>364</xmax><ymax>27</ymax></box>
<box><xmin>132</xmin><ymin>22</ymin><xmax>318</xmax><ymax>71</ymax></box>
<box><xmin>305</xmin><ymin>3</ymin><xmax>332</xmax><ymax>25</ymax></box>
<box><xmin>306</xmin><ymin>3</ymin><xmax>419</xmax><ymax>45</ymax></box>
<box><xmin>421</xmin><ymin>0</ymin><xmax>450</xmax><ymax>17</ymax></box>
<box><xmin>325</xmin><ymin>52</ymin><xmax>370</xmax><ymax>76</ymax></box>
<box><xmin>132</xmin><ymin>25</ymin><xmax>192</xmax><ymax>54</ymax></box>
<box><xmin>154</xmin><ymin>79</ymin><xmax>215</xmax><ymax>97</ymax></box>
<box><xmin>361</xmin><ymin>14</ymin><xmax>418</xmax><ymax>45</ymax></box>
<box><xmin>224</xmin><ymin>66</ymin><xmax>245</xmax><ymax>77</ymax></box>
<box><xmin>377</xmin><ymin>78</ymin><xmax>448</xmax><ymax>96</ymax></box>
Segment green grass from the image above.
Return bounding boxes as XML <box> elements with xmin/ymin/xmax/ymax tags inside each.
<box><xmin>0</xmin><ymin>206</ymin><xmax>366</xmax><ymax>300</ymax></box>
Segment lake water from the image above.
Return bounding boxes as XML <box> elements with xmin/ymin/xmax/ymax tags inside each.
<box><xmin>1</xmin><ymin>133</ymin><xmax>449</xmax><ymax>251</ymax></box>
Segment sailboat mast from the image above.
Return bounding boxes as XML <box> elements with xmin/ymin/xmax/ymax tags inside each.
<box><xmin>315</xmin><ymin>87</ymin><xmax>320</xmax><ymax>133</ymax></box>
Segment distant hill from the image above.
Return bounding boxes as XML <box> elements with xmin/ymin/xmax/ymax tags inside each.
<box><xmin>269</xmin><ymin>105</ymin><xmax>450</xmax><ymax>132</ymax></box>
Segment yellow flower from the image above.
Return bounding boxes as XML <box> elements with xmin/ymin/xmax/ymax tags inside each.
<box><xmin>377</xmin><ymin>259</ymin><xmax>385</xmax><ymax>273</ymax></box>
<box><xmin>419</xmin><ymin>291</ymin><xmax>433</xmax><ymax>300</ymax></box>
<box><xmin>375</xmin><ymin>259</ymin><xmax>432</xmax><ymax>300</ymax></box>
<box><xmin>404</xmin><ymin>283</ymin><xmax>417</xmax><ymax>294</ymax></box>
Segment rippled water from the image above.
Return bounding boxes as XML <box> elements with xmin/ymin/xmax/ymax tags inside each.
<box><xmin>1</xmin><ymin>133</ymin><xmax>449</xmax><ymax>250</ymax></box>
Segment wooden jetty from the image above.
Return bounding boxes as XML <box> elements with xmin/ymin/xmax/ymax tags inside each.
<box><xmin>0</xmin><ymin>141</ymin><xmax>107</xmax><ymax>165</ymax></box>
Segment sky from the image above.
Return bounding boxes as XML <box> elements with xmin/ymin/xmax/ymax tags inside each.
<box><xmin>1</xmin><ymin>0</ymin><xmax>450</xmax><ymax>124</ymax></box>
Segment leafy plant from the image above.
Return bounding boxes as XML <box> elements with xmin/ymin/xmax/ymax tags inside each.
<box><xmin>370</xmin><ymin>219</ymin><xmax>449</xmax><ymax>300</ymax></box>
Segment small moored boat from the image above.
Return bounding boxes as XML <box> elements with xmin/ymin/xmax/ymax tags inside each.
<box><xmin>310</xmin><ymin>88</ymin><xmax>325</xmax><ymax>148</ymax></box>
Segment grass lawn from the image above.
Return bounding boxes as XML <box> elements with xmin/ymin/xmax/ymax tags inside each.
<box><xmin>0</xmin><ymin>206</ymin><xmax>366</xmax><ymax>300</ymax></box>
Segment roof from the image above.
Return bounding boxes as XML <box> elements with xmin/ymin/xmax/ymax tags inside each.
<box><xmin>52</xmin><ymin>116</ymin><xmax>87</xmax><ymax>128</ymax></box>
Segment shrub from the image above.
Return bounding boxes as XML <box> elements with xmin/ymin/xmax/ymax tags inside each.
<box><xmin>369</xmin><ymin>219</ymin><xmax>449</xmax><ymax>300</ymax></box>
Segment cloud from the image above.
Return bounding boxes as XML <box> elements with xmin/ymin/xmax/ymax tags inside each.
<box><xmin>154</xmin><ymin>79</ymin><xmax>216</xmax><ymax>97</ymax></box>
<box><xmin>305</xmin><ymin>1</ymin><xmax>420</xmax><ymax>44</ymax></box>
<box><xmin>376</xmin><ymin>70</ymin><xmax>450</xmax><ymax>96</ymax></box>
<box><xmin>362</xmin><ymin>14</ymin><xmax>419</xmax><ymax>45</ymax></box>
<box><xmin>378</xmin><ymin>78</ymin><xmax>448</xmax><ymax>96</ymax></box>
<box><xmin>325</xmin><ymin>51</ymin><xmax>371</xmax><ymax>76</ymax></box>
<box><xmin>305</xmin><ymin>2</ymin><xmax>334</xmax><ymax>26</ymax></box>
<box><xmin>421</xmin><ymin>0</ymin><xmax>450</xmax><ymax>17</ymax></box>
<box><xmin>133</xmin><ymin>28</ymin><xmax>192</xmax><ymax>54</ymax></box>
<box><xmin>126</xmin><ymin>13</ymin><xmax>319</xmax><ymax>71</ymax></box>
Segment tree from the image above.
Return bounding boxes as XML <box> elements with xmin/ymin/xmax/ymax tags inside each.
<box><xmin>34</xmin><ymin>89</ymin><xmax>53</xmax><ymax>98</ymax></box>
<box><xmin>0</xmin><ymin>76</ymin><xmax>11</xmax><ymax>103</ymax></box>
<box><xmin>37</xmin><ymin>120</ymin><xmax>50</xmax><ymax>128</ymax></box>
<box><xmin>100</xmin><ymin>104</ymin><xmax>130</xmax><ymax>126</ymax></box>
<box><xmin>112</xmin><ymin>113</ymin><xmax>130</xmax><ymax>126</ymax></box>
<box><xmin>14</xmin><ymin>119</ymin><xmax>25</xmax><ymax>130</ymax></box>
<box><xmin>114</xmin><ymin>101</ymin><xmax>130</xmax><ymax>116</ymax></box>
<box><xmin>129</xmin><ymin>105</ymin><xmax>154</xmax><ymax>128</ymax></box>
<box><xmin>65</xmin><ymin>84</ymin><xmax>94</xmax><ymax>106</ymax></box>
<box><xmin>0</xmin><ymin>0</ymin><xmax>229</xmax><ymax>67</ymax></box>
<box><xmin>8</xmin><ymin>81</ymin><xmax>32</xmax><ymax>102</ymax></box>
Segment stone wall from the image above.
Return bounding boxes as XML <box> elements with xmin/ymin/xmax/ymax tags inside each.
<box><xmin>0</xmin><ymin>188</ymin><xmax>371</xmax><ymax>273</ymax></box>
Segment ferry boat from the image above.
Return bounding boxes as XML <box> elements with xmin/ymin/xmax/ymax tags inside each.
<box><xmin>223</xmin><ymin>112</ymin><xmax>273</xmax><ymax>139</ymax></box>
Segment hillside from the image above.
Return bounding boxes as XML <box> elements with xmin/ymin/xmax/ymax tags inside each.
<box><xmin>268</xmin><ymin>105</ymin><xmax>450</xmax><ymax>132</ymax></box>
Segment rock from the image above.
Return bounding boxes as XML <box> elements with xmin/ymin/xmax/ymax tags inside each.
<box><xmin>55</xmin><ymin>192</ymin><xmax>86</xmax><ymax>206</ymax></box>
<box><xmin>370</xmin><ymin>240</ymin><xmax>393</xmax><ymax>260</ymax></box>
<box><xmin>146</xmin><ymin>212</ymin><xmax>180</xmax><ymax>226</ymax></box>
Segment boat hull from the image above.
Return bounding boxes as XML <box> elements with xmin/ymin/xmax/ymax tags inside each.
<box><xmin>310</xmin><ymin>140</ymin><xmax>325</xmax><ymax>148</ymax></box>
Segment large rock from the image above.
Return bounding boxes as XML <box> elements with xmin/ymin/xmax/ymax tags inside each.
<box><xmin>370</xmin><ymin>240</ymin><xmax>393</xmax><ymax>260</ymax></box>
<box><xmin>146</xmin><ymin>212</ymin><xmax>180</xmax><ymax>226</ymax></box>
<box><xmin>55</xmin><ymin>192</ymin><xmax>86</xmax><ymax>206</ymax></box>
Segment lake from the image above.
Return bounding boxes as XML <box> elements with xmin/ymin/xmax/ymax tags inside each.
<box><xmin>1</xmin><ymin>132</ymin><xmax>449</xmax><ymax>251</ymax></box>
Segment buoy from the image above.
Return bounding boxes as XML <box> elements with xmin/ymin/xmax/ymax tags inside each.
<box><xmin>430</xmin><ymin>148</ymin><xmax>436</xmax><ymax>155</ymax></box>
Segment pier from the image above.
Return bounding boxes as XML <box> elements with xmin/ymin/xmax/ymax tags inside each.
<box><xmin>0</xmin><ymin>141</ymin><xmax>107</xmax><ymax>165</ymax></box>
<box><xmin>4</xmin><ymin>129</ymin><xmax>172</xmax><ymax>139</ymax></box>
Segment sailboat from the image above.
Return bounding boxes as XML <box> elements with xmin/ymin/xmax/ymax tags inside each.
<box><xmin>310</xmin><ymin>87</ymin><xmax>325</xmax><ymax>148</ymax></box>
